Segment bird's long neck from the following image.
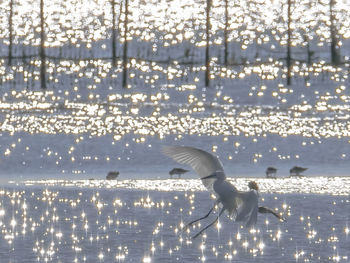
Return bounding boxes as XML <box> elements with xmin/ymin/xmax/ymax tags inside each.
<box><xmin>213</xmin><ymin>177</ymin><xmax>224</xmax><ymax>187</ymax></box>
<box><xmin>214</xmin><ymin>171</ymin><xmax>225</xmax><ymax>180</ymax></box>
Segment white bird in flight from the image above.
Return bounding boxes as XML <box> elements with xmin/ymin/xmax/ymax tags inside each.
<box><xmin>162</xmin><ymin>145</ymin><xmax>285</xmax><ymax>238</ymax></box>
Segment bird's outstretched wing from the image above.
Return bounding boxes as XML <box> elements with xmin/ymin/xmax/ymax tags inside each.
<box><xmin>234</xmin><ymin>190</ymin><xmax>259</xmax><ymax>228</ymax></box>
<box><xmin>162</xmin><ymin>146</ymin><xmax>225</xmax><ymax>190</ymax></box>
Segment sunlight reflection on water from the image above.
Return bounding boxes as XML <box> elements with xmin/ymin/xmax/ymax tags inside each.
<box><xmin>19</xmin><ymin>176</ymin><xmax>350</xmax><ymax>195</ymax></box>
<box><xmin>1</xmin><ymin>89</ymin><xmax>350</xmax><ymax>178</ymax></box>
<box><xmin>0</xmin><ymin>184</ymin><xmax>349</xmax><ymax>262</ymax></box>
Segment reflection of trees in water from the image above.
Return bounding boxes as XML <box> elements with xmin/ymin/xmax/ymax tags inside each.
<box><xmin>2</xmin><ymin>0</ymin><xmax>349</xmax><ymax>89</ymax></box>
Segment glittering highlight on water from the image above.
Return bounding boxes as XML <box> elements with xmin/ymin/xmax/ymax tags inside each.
<box><xmin>0</xmin><ymin>183</ymin><xmax>350</xmax><ymax>262</ymax></box>
<box><xmin>19</xmin><ymin>176</ymin><xmax>350</xmax><ymax>195</ymax></box>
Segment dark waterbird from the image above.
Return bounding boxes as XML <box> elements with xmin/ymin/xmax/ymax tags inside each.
<box><xmin>169</xmin><ymin>168</ymin><xmax>189</xmax><ymax>178</ymax></box>
<box><xmin>290</xmin><ymin>166</ymin><xmax>308</xmax><ymax>177</ymax></box>
<box><xmin>266</xmin><ymin>167</ymin><xmax>277</xmax><ymax>178</ymax></box>
<box><xmin>106</xmin><ymin>171</ymin><xmax>119</xmax><ymax>180</ymax></box>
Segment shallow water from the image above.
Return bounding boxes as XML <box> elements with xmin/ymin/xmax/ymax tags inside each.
<box><xmin>0</xmin><ymin>182</ymin><xmax>349</xmax><ymax>262</ymax></box>
<box><xmin>1</xmin><ymin>91</ymin><xmax>350</xmax><ymax>180</ymax></box>
<box><xmin>1</xmin><ymin>0</ymin><xmax>350</xmax><ymax>261</ymax></box>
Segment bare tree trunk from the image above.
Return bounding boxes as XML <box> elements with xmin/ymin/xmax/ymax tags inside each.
<box><xmin>111</xmin><ymin>0</ymin><xmax>117</xmax><ymax>66</ymax></box>
<box><xmin>224</xmin><ymin>0</ymin><xmax>229</xmax><ymax>66</ymax></box>
<box><xmin>40</xmin><ymin>0</ymin><xmax>46</xmax><ymax>89</ymax></box>
<box><xmin>286</xmin><ymin>0</ymin><xmax>292</xmax><ymax>86</ymax></box>
<box><xmin>306</xmin><ymin>37</ymin><xmax>313</xmax><ymax>65</ymax></box>
<box><xmin>205</xmin><ymin>0</ymin><xmax>211</xmax><ymax>87</ymax></box>
<box><xmin>303</xmin><ymin>1</ymin><xmax>313</xmax><ymax>67</ymax></box>
<box><xmin>122</xmin><ymin>0</ymin><xmax>129</xmax><ymax>88</ymax></box>
<box><xmin>8</xmin><ymin>0</ymin><xmax>14</xmax><ymax>66</ymax></box>
<box><xmin>329</xmin><ymin>0</ymin><xmax>340</xmax><ymax>64</ymax></box>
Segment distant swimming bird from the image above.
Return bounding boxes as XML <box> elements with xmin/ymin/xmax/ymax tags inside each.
<box><xmin>169</xmin><ymin>168</ymin><xmax>189</xmax><ymax>179</ymax></box>
<box><xmin>162</xmin><ymin>146</ymin><xmax>285</xmax><ymax>238</ymax></box>
<box><xmin>290</xmin><ymin>166</ymin><xmax>308</xmax><ymax>177</ymax></box>
<box><xmin>106</xmin><ymin>171</ymin><xmax>119</xmax><ymax>180</ymax></box>
<box><xmin>266</xmin><ymin>167</ymin><xmax>277</xmax><ymax>178</ymax></box>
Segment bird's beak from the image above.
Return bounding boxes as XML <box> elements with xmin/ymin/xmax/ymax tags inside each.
<box><xmin>202</xmin><ymin>174</ymin><xmax>216</xmax><ymax>180</ymax></box>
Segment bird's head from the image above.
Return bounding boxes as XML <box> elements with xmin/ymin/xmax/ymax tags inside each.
<box><xmin>248</xmin><ymin>181</ymin><xmax>259</xmax><ymax>191</ymax></box>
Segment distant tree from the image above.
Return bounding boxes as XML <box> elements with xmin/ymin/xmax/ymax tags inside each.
<box><xmin>8</xmin><ymin>0</ymin><xmax>14</xmax><ymax>66</ymax></box>
<box><xmin>224</xmin><ymin>0</ymin><xmax>229</xmax><ymax>66</ymax></box>
<box><xmin>111</xmin><ymin>0</ymin><xmax>117</xmax><ymax>66</ymax></box>
<box><xmin>329</xmin><ymin>0</ymin><xmax>341</xmax><ymax>64</ymax></box>
<box><xmin>299</xmin><ymin>0</ymin><xmax>317</xmax><ymax>66</ymax></box>
<box><xmin>286</xmin><ymin>0</ymin><xmax>292</xmax><ymax>85</ymax></box>
<box><xmin>40</xmin><ymin>0</ymin><xmax>46</xmax><ymax>89</ymax></box>
<box><xmin>205</xmin><ymin>0</ymin><xmax>211</xmax><ymax>87</ymax></box>
<box><xmin>122</xmin><ymin>0</ymin><xmax>129</xmax><ymax>88</ymax></box>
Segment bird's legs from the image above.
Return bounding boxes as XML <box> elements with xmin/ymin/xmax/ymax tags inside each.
<box><xmin>258</xmin><ymin>206</ymin><xmax>286</xmax><ymax>222</ymax></box>
<box><xmin>192</xmin><ymin>207</ymin><xmax>225</xmax><ymax>239</ymax></box>
<box><xmin>183</xmin><ymin>200</ymin><xmax>219</xmax><ymax>231</ymax></box>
